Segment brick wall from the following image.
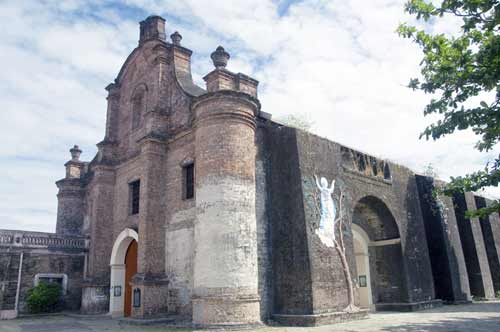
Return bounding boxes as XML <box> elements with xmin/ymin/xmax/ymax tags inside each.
<box><xmin>0</xmin><ymin>231</ymin><xmax>86</xmax><ymax>316</ymax></box>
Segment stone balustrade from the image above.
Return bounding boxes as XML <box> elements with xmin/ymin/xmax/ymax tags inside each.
<box><xmin>0</xmin><ymin>230</ymin><xmax>87</xmax><ymax>250</ymax></box>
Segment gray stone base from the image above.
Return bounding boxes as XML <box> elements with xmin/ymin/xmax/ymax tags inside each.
<box><xmin>375</xmin><ymin>299</ymin><xmax>443</xmax><ymax>312</ymax></box>
<box><xmin>130</xmin><ymin>275</ymin><xmax>169</xmax><ymax>319</ymax></box>
<box><xmin>192</xmin><ymin>294</ymin><xmax>261</xmax><ymax>328</ymax></box>
<box><xmin>272</xmin><ymin>309</ymin><xmax>369</xmax><ymax>327</ymax></box>
<box><xmin>0</xmin><ymin>310</ymin><xmax>17</xmax><ymax>320</ymax></box>
<box><xmin>80</xmin><ymin>285</ymin><xmax>110</xmax><ymax>314</ymax></box>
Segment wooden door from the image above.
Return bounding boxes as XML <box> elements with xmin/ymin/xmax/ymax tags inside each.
<box><xmin>124</xmin><ymin>240</ymin><xmax>138</xmax><ymax>317</ymax></box>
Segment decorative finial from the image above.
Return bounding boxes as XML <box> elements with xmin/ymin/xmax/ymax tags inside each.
<box><xmin>211</xmin><ymin>46</ymin><xmax>230</xmax><ymax>69</ymax></box>
<box><xmin>170</xmin><ymin>31</ymin><xmax>182</xmax><ymax>45</ymax></box>
<box><xmin>70</xmin><ymin>145</ymin><xmax>82</xmax><ymax>161</ymax></box>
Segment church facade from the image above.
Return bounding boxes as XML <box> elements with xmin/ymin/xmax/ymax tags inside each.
<box><xmin>1</xmin><ymin>15</ymin><xmax>500</xmax><ymax>327</ymax></box>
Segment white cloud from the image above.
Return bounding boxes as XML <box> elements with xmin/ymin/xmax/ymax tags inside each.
<box><xmin>0</xmin><ymin>0</ymin><xmax>497</xmax><ymax>232</ymax></box>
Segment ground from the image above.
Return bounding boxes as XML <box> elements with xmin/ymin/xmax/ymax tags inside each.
<box><xmin>1</xmin><ymin>302</ymin><xmax>499</xmax><ymax>332</ymax></box>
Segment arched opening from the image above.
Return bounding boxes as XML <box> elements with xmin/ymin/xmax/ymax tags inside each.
<box><xmin>109</xmin><ymin>228</ymin><xmax>139</xmax><ymax>317</ymax></box>
<box><xmin>131</xmin><ymin>84</ymin><xmax>147</xmax><ymax>130</ymax></box>
<box><xmin>352</xmin><ymin>196</ymin><xmax>406</xmax><ymax>307</ymax></box>
<box><xmin>352</xmin><ymin>224</ymin><xmax>372</xmax><ymax>308</ymax></box>
<box><xmin>132</xmin><ymin>93</ymin><xmax>144</xmax><ymax>129</ymax></box>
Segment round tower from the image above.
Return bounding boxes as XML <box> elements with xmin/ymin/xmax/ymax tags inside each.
<box><xmin>192</xmin><ymin>47</ymin><xmax>261</xmax><ymax>327</ymax></box>
<box><xmin>55</xmin><ymin>145</ymin><xmax>86</xmax><ymax>236</ymax></box>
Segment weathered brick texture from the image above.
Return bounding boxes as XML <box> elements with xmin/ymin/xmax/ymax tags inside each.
<box><xmin>192</xmin><ymin>91</ymin><xmax>261</xmax><ymax>326</ymax></box>
<box><xmin>3</xmin><ymin>14</ymin><xmax>498</xmax><ymax>327</ymax></box>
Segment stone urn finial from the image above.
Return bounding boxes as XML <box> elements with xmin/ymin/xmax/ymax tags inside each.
<box><xmin>70</xmin><ymin>145</ymin><xmax>82</xmax><ymax>161</ymax></box>
<box><xmin>170</xmin><ymin>31</ymin><xmax>182</xmax><ymax>45</ymax></box>
<box><xmin>211</xmin><ymin>46</ymin><xmax>230</xmax><ymax>69</ymax></box>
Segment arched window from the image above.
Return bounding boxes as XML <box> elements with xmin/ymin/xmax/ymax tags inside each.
<box><xmin>132</xmin><ymin>93</ymin><xmax>144</xmax><ymax>129</ymax></box>
<box><xmin>131</xmin><ymin>84</ymin><xmax>147</xmax><ymax>130</ymax></box>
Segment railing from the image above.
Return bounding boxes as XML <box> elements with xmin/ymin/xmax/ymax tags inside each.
<box><xmin>0</xmin><ymin>230</ymin><xmax>87</xmax><ymax>250</ymax></box>
<box><xmin>0</xmin><ymin>233</ymin><xmax>13</xmax><ymax>245</ymax></box>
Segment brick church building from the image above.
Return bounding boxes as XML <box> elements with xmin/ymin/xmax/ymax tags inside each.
<box><xmin>1</xmin><ymin>15</ymin><xmax>500</xmax><ymax>327</ymax></box>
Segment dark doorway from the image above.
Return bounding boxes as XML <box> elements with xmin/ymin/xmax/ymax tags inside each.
<box><xmin>352</xmin><ymin>196</ymin><xmax>407</xmax><ymax>305</ymax></box>
<box><xmin>124</xmin><ymin>240</ymin><xmax>138</xmax><ymax>317</ymax></box>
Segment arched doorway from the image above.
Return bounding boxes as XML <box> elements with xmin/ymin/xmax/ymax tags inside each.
<box><xmin>352</xmin><ymin>224</ymin><xmax>372</xmax><ymax>308</ymax></box>
<box><xmin>109</xmin><ymin>228</ymin><xmax>139</xmax><ymax>317</ymax></box>
<box><xmin>352</xmin><ymin>196</ymin><xmax>406</xmax><ymax>307</ymax></box>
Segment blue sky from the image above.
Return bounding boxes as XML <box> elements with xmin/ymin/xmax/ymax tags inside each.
<box><xmin>0</xmin><ymin>0</ymin><xmax>497</xmax><ymax>232</ymax></box>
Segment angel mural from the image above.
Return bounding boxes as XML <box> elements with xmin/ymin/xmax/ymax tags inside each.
<box><xmin>314</xmin><ymin>175</ymin><xmax>337</xmax><ymax>246</ymax></box>
<box><xmin>312</xmin><ymin>174</ymin><xmax>358</xmax><ymax>312</ymax></box>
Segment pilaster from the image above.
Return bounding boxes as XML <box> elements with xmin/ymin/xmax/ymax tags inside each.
<box><xmin>104</xmin><ymin>83</ymin><xmax>121</xmax><ymax>143</ymax></box>
<box><xmin>81</xmin><ymin>164</ymin><xmax>116</xmax><ymax>314</ymax></box>
<box><xmin>130</xmin><ymin>136</ymin><xmax>168</xmax><ymax>318</ymax></box>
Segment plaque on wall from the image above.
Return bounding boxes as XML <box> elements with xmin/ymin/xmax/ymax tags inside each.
<box><xmin>359</xmin><ymin>275</ymin><xmax>367</xmax><ymax>287</ymax></box>
<box><xmin>96</xmin><ymin>286</ymin><xmax>108</xmax><ymax>298</ymax></box>
<box><xmin>113</xmin><ymin>286</ymin><xmax>122</xmax><ymax>297</ymax></box>
<box><xmin>133</xmin><ymin>288</ymin><xmax>141</xmax><ymax>307</ymax></box>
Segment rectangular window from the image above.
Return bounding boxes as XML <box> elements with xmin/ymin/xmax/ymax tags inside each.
<box><xmin>183</xmin><ymin>163</ymin><xmax>194</xmax><ymax>200</ymax></box>
<box><xmin>38</xmin><ymin>276</ymin><xmax>64</xmax><ymax>288</ymax></box>
<box><xmin>34</xmin><ymin>273</ymin><xmax>67</xmax><ymax>295</ymax></box>
<box><xmin>130</xmin><ymin>180</ymin><xmax>140</xmax><ymax>215</ymax></box>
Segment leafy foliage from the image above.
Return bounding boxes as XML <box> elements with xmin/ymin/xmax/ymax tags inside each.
<box><xmin>26</xmin><ymin>282</ymin><xmax>61</xmax><ymax>313</ymax></box>
<box><xmin>398</xmin><ymin>0</ymin><xmax>500</xmax><ymax>216</ymax></box>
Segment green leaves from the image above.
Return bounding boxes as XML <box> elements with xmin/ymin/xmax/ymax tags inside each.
<box><xmin>400</xmin><ymin>0</ymin><xmax>500</xmax><ymax>216</ymax></box>
<box><xmin>404</xmin><ymin>0</ymin><xmax>438</xmax><ymax>20</ymax></box>
<box><xmin>26</xmin><ymin>282</ymin><xmax>62</xmax><ymax>313</ymax></box>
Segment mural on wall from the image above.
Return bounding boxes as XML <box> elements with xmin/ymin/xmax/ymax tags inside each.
<box><xmin>314</xmin><ymin>175</ymin><xmax>337</xmax><ymax>247</ymax></box>
<box><xmin>310</xmin><ymin>174</ymin><xmax>359</xmax><ymax>313</ymax></box>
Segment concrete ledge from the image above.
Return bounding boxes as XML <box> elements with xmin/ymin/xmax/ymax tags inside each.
<box><xmin>17</xmin><ymin>311</ymin><xmax>106</xmax><ymax>320</ymax></box>
<box><xmin>119</xmin><ymin>315</ymin><xmax>188</xmax><ymax>326</ymax></box>
<box><xmin>17</xmin><ymin>312</ymin><xmax>64</xmax><ymax>319</ymax></box>
<box><xmin>0</xmin><ymin>310</ymin><xmax>17</xmax><ymax>320</ymax></box>
<box><xmin>444</xmin><ymin>299</ymin><xmax>473</xmax><ymax>305</ymax></box>
<box><xmin>191</xmin><ymin>322</ymin><xmax>263</xmax><ymax>330</ymax></box>
<box><xmin>472</xmin><ymin>298</ymin><xmax>498</xmax><ymax>302</ymax></box>
<box><xmin>120</xmin><ymin>315</ymin><xmax>262</xmax><ymax>330</ymax></box>
<box><xmin>272</xmin><ymin>309</ymin><xmax>369</xmax><ymax>327</ymax></box>
<box><xmin>65</xmin><ymin>312</ymin><xmax>110</xmax><ymax>320</ymax></box>
<box><xmin>375</xmin><ymin>299</ymin><xmax>443</xmax><ymax>312</ymax></box>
